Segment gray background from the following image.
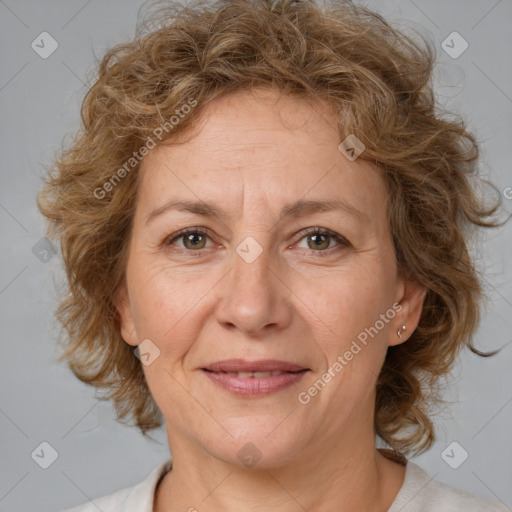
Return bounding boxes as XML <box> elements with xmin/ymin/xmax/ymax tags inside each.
<box><xmin>0</xmin><ymin>0</ymin><xmax>511</xmax><ymax>510</ymax></box>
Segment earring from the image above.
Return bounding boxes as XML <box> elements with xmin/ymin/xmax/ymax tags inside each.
<box><xmin>397</xmin><ymin>325</ymin><xmax>407</xmax><ymax>339</ymax></box>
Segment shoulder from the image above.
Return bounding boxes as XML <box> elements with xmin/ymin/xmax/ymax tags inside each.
<box><xmin>389</xmin><ymin>461</ymin><xmax>509</xmax><ymax>512</ymax></box>
<box><xmin>57</xmin><ymin>460</ymin><xmax>172</xmax><ymax>512</ymax></box>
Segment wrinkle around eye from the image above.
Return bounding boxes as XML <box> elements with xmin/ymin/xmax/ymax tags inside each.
<box><xmin>157</xmin><ymin>225</ymin><xmax>355</xmax><ymax>261</ymax></box>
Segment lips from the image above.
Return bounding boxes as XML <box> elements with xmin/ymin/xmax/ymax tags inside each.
<box><xmin>202</xmin><ymin>359</ymin><xmax>308</xmax><ymax>373</ymax></box>
<box><xmin>215</xmin><ymin>370</ymin><xmax>289</xmax><ymax>378</ymax></box>
<box><xmin>201</xmin><ymin>359</ymin><xmax>309</xmax><ymax>396</ymax></box>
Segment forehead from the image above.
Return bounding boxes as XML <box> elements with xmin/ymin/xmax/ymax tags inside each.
<box><xmin>166</xmin><ymin>88</ymin><xmax>340</xmax><ymax>160</ymax></box>
<box><xmin>136</xmin><ymin>89</ymin><xmax>388</xmax><ymax>222</ymax></box>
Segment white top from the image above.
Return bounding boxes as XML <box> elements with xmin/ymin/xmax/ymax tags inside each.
<box><xmin>60</xmin><ymin>458</ymin><xmax>508</xmax><ymax>512</ymax></box>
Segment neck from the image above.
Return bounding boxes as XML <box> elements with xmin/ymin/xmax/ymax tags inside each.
<box><xmin>154</xmin><ymin>428</ymin><xmax>406</xmax><ymax>512</ymax></box>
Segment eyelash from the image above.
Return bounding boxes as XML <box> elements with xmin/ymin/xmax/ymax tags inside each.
<box><xmin>164</xmin><ymin>227</ymin><xmax>350</xmax><ymax>258</ymax></box>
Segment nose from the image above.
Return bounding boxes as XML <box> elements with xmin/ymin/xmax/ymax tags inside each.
<box><xmin>214</xmin><ymin>236</ymin><xmax>293</xmax><ymax>338</ymax></box>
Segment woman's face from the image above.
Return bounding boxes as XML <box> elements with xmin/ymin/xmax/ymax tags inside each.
<box><xmin>117</xmin><ymin>88</ymin><xmax>424</xmax><ymax>467</ymax></box>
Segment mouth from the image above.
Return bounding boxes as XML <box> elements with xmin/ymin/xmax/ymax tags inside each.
<box><xmin>202</xmin><ymin>369</ymin><xmax>305</xmax><ymax>378</ymax></box>
<box><xmin>201</xmin><ymin>359</ymin><xmax>309</xmax><ymax>396</ymax></box>
<box><xmin>202</xmin><ymin>359</ymin><xmax>309</xmax><ymax>373</ymax></box>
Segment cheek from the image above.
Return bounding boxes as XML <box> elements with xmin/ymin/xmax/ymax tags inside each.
<box><xmin>126</xmin><ymin>260</ymin><xmax>203</xmax><ymax>350</ymax></box>
<box><xmin>305</xmin><ymin>265</ymin><xmax>393</xmax><ymax>331</ymax></box>
<box><xmin>129</xmin><ymin>263</ymin><xmax>203</xmax><ymax>403</ymax></box>
<box><xmin>301</xmin><ymin>271</ymin><xmax>395</xmax><ymax>411</ymax></box>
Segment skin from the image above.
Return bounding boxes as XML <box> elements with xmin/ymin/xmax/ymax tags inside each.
<box><xmin>116</xmin><ymin>87</ymin><xmax>426</xmax><ymax>512</ymax></box>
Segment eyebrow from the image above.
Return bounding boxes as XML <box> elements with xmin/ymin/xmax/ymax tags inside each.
<box><xmin>145</xmin><ymin>197</ymin><xmax>367</xmax><ymax>226</ymax></box>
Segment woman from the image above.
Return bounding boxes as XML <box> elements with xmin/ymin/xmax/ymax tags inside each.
<box><xmin>38</xmin><ymin>0</ymin><xmax>508</xmax><ymax>510</ymax></box>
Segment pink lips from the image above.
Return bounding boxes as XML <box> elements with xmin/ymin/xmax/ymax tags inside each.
<box><xmin>201</xmin><ymin>359</ymin><xmax>309</xmax><ymax>396</ymax></box>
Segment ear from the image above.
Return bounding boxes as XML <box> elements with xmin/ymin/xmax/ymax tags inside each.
<box><xmin>115</xmin><ymin>283</ymin><xmax>139</xmax><ymax>347</ymax></box>
<box><xmin>389</xmin><ymin>276</ymin><xmax>427</xmax><ymax>347</ymax></box>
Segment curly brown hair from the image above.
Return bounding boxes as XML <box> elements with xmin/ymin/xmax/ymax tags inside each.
<box><xmin>38</xmin><ymin>0</ymin><xmax>503</xmax><ymax>456</ymax></box>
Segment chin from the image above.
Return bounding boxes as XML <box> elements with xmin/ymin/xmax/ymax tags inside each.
<box><xmin>201</xmin><ymin>416</ymin><xmax>311</xmax><ymax>469</ymax></box>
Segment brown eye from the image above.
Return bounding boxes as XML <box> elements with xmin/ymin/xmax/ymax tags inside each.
<box><xmin>296</xmin><ymin>228</ymin><xmax>349</xmax><ymax>256</ymax></box>
<box><xmin>166</xmin><ymin>228</ymin><xmax>213</xmax><ymax>253</ymax></box>
<box><xmin>306</xmin><ymin>232</ymin><xmax>331</xmax><ymax>251</ymax></box>
<box><xmin>182</xmin><ymin>231</ymin><xmax>207</xmax><ymax>250</ymax></box>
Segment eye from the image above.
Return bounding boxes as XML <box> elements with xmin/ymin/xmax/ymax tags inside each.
<box><xmin>295</xmin><ymin>227</ymin><xmax>349</xmax><ymax>256</ymax></box>
<box><xmin>165</xmin><ymin>228</ymin><xmax>214</xmax><ymax>254</ymax></box>
<box><xmin>164</xmin><ymin>226</ymin><xmax>350</xmax><ymax>257</ymax></box>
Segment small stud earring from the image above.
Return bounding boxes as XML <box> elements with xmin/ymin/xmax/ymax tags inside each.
<box><xmin>397</xmin><ymin>325</ymin><xmax>407</xmax><ymax>339</ymax></box>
